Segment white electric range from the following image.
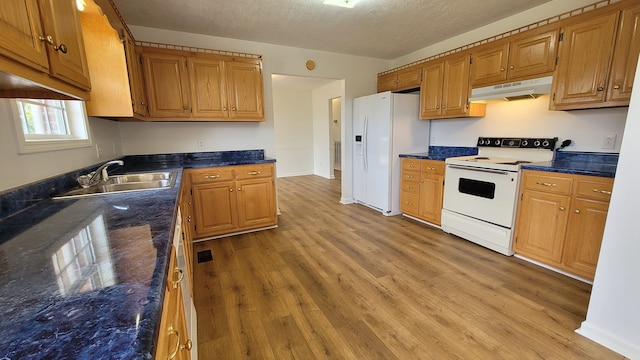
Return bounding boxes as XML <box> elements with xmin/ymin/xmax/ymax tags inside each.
<box><xmin>441</xmin><ymin>137</ymin><xmax>557</xmax><ymax>255</ymax></box>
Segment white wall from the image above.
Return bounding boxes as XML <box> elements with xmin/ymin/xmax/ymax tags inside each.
<box><xmin>121</xmin><ymin>25</ymin><xmax>390</xmax><ymax>201</ymax></box>
<box><xmin>576</xmin><ymin>60</ymin><xmax>640</xmax><ymax>359</ymax></box>
<box><xmin>429</xmin><ymin>96</ymin><xmax>628</xmax><ymax>152</ymax></box>
<box><xmin>272</xmin><ymin>86</ymin><xmax>315</xmax><ymax>177</ymax></box>
<box><xmin>0</xmin><ymin>98</ymin><xmax>122</xmax><ymax>192</ymax></box>
<box><xmin>312</xmin><ymin>81</ymin><xmax>343</xmax><ymax>179</ymax></box>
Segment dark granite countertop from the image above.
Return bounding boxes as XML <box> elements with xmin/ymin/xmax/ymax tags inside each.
<box><xmin>400</xmin><ymin>146</ymin><xmax>478</xmax><ymax>161</ymax></box>
<box><xmin>521</xmin><ymin>151</ymin><xmax>618</xmax><ymax>178</ymax></box>
<box><xmin>0</xmin><ymin>150</ymin><xmax>273</xmax><ymax>359</ymax></box>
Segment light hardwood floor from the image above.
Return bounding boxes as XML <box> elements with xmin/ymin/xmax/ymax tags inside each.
<box><xmin>193</xmin><ymin>175</ymin><xmax>624</xmax><ymax>359</ymax></box>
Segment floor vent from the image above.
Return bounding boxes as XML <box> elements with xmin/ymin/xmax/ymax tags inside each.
<box><xmin>197</xmin><ymin>250</ymin><xmax>213</xmax><ymax>263</ymax></box>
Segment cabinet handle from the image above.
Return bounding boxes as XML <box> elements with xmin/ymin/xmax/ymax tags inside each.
<box><xmin>597</xmin><ymin>86</ymin><xmax>604</xmax><ymax>91</ymax></box>
<box><xmin>500</xmin><ymin>67</ymin><xmax>505</xmax><ymax>71</ymax></box>
<box><xmin>223</xmin><ymin>107</ymin><xmax>227</xmax><ymax>111</ymax></box>
<box><xmin>38</xmin><ymin>34</ymin><xmax>54</xmax><ymax>45</ymax></box>
<box><xmin>426</xmin><ymin>167</ymin><xmax>436</xmax><ymax>171</ymax></box>
<box><xmin>172</xmin><ymin>268</ymin><xmax>184</xmax><ymax>289</ymax></box>
<box><xmin>238</xmin><ymin>188</ymin><xmax>242</xmax><ymax>191</ymax></box>
<box><xmin>403</xmin><ymin>201</ymin><xmax>413</xmax><ymax>205</ymax></box>
<box><xmin>205</xmin><ymin>175</ymin><xmax>220</xmax><ymax>179</ymax></box>
<box><xmin>186</xmin><ymin>216</ymin><xmax>192</xmax><ymax>222</ymax></box>
<box><xmin>592</xmin><ymin>188</ymin><xmax>612</xmax><ymax>195</ymax></box>
<box><xmin>435</xmin><ymin>105</ymin><xmax>440</xmax><ymax>109</ymax></box>
<box><xmin>509</xmin><ymin>65</ymin><xmax>515</xmax><ymax>70</ymax></box>
<box><xmin>535</xmin><ymin>181</ymin><xmax>557</xmax><ymax>187</ymax></box>
<box><xmin>168</xmin><ymin>325</ymin><xmax>181</xmax><ymax>359</ymax></box>
<box><xmin>559</xmin><ymin>206</ymin><xmax>565</xmax><ymax>211</ymax></box>
<box><xmin>442</xmin><ymin>105</ymin><xmax>446</xmax><ymax>109</ymax></box>
<box><xmin>614</xmin><ymin>85</ymin><xmax>621</xmax><ymax>90</ymax></box>
<box><xmin>38</xmin><ymin>35</ymin><xmax>67</xmax><ymax>54</ymax></box>
<box><xmin>407</xmin><ymin>185</ymin><xmax>414</xmax><ymax>189</ymax></box>
<box><xmin>183</xmin><ymin>105</ymin><xmax>188</xmax><ymax>110</ymax></box>
<box><xmin>229</xmin><ymin>188</ymin><xmax>233</xmax><ymax>192</ymax></box>
<box><xmin>181</xmin><ymin>339</ymin><xmax>193</xmax><ymax>351</ymax></box>
<box><xmin>405</xmin><ymin>175</ymin><xmax>414</xmax><ymax>179</ymax></box>
<box><xmin>247</xmin><ymin>171</ymin><xmax>262</xmax><ymax>175</ymax></box>
<box><xmin>232</xmin><ymin>107</ymin><xmax>237</xmax><ymax>111</ymax></box>
<box><xmin>408</xmin><ymin>164</ymin><xmax>415</xmax><ymax>168</ymax></box>
<box><xmin>574</xmin><ymin>209</ymin><xmax>581</xmax><ymax>214</ymax></box>
<box><xmin>54</xmin><ymin>43</ymin><xmax>68</xmax><ymax>54</ymax></box>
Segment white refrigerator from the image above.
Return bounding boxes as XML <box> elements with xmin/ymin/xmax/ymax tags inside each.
<box><xmin>353</xmin><ymin>91</ymin><xmax>430</xmax><ymax>216</ymax></box>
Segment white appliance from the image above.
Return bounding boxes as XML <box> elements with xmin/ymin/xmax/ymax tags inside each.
<box><xmin>353</xmin><ymin>91</ymin><xmax>430</xmax><ymax>215</ymax></box>
<box><xmin>441</xmin><ymin>137</ymin><xmax>557</xmax><ymax>255</ymax></box>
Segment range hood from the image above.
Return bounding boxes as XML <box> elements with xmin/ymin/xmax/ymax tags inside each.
<box><xmin>469</xmin><ymin>76</ymin><xmax>553</xmax><ymax>102</ymax></box>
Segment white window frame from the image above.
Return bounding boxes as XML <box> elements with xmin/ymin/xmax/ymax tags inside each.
<box><xmin>9</xmin><ymin>99</ymin><xmax>93</xmax><ymax>154</ymax></box>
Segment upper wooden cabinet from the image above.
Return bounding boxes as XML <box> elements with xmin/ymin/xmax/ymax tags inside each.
<box><xmin>470</xmin><ymin>28</ymin><xmax>558</xmax><ymax>87</ymax></box>
<box><xmin>419</xmin><ymin>53</ymin><xmax>486</xmax><ymax>120</ymax></box>
<box><xmin>0</xmin><ymin>0</ymin><xmax>90</xmax><ymax>99</ymax></box>
<box><xmin>377</xmin><ymin>65</ymin><xmax>422</xmax><ymax>93</ymax></box>
<box><xmin>142</xmin><ymin>47</ymin><xmax>265</xmax><ymax>121</ymax></box>
<box><xmin>551</xmin><ymin>3</ymin><xmax>640</xmax><ymax>110</ymax></box>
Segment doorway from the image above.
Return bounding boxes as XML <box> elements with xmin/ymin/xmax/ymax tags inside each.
<box><xmin>329</xmin><ymin>97</ymin><xmax>342</xmax><ymax>180</ymax></box>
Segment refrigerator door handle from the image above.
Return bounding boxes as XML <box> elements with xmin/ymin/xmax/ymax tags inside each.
<box><xmin>363</xmin><ymin>116</ymin><xmax>368</xmax><ymax>171</ymax></box>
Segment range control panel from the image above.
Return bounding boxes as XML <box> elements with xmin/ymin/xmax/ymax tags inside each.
<box><xmin>476</xmin><ymin>137</ymin><xmax>558</xmax><ymax>150</ymax></box>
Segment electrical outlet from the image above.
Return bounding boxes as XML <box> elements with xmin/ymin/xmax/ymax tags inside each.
<box><xmin>197</xmin><ymin>139</ymin><xmax>206</xmax><ymax>149</ymax></box>
<box><xmin>602</xmin><ymin>134</ymin><xmax>616</xmax><ymax>149</ymax></box>
<box><xmin>95</xmin><ymin>144</ymin><xmax>103</xmax><ymax>158</ymax></box>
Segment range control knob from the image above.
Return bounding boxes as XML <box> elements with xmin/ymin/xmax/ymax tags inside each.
<box><xmin>522</xmin><ymin>140</ymin><xmax>528</xmax><ymax>147</ymax></box>
<box><xmin>534</xmin><ymin>140</ymin><xmax>541</xmax><ymax>147</ymax></box>
<box><xmin>478</xmin><ymin>139</ymin><xmax>485</xmax><ymax>145</ymax></box>
<box><xmin>494</xmin><ymin>139</ymin><xmax>501</xmax><ymax>146</ymax></box>
<box><xmin>542</xmin><ymin>140</ymin><xmax>550</xmax><ymax>147</ymax></box>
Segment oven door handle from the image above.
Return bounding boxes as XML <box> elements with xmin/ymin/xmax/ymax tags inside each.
<box><xmin>447</xmin><ymin>164</ymin><xmax>511</xmax><ymax>176</ymax></box>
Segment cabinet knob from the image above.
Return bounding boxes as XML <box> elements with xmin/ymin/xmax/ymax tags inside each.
<box><xmin>181</xmin><ymin>339</ymin><xmax>193</xmax><ymax>351</ymax></box>
<box><xmin>54</xmin><ymin>43</ymin><xmax>68</xmax><ymax>54</ymax></box>
<box><xmin>597</xmin><ymin>86</ymin><xmax>604</xmax><ymax>92</ymax></box>
<box><xmin>232</xmin><ymin>107</ymin><xmax>237</xmax><ymax>111</ymax></box>
<box><xmin>183</xmin><ymin>105</ymin><xmax>188</xmax><ymax>110</ymax></box>
<box><xmin>574</xmin><ymin>209</ymin><xmax>581</xmax><ymax>214</ymax></box>
<box><xmin>223</xmin><ymin>107</ymin><xmax>227</xmax><ymax>111</ymax></box>
<box><xmin>509</xmin><ymin>65</ymin><xmax>515</xmax><ymax>70</ymax></box>
<box><xmin>442</xmin><ymin>105</ymin><xmax>446</xmax><ymax>109</ymax></box>
<box><xmin>614</xmin><ymin>85</ymin><xmax>621</xmax><ymax>90</ymax></box>
<box><xmin>38</xmin><ymin>34</ymin><xmax>54</xmax><ymax>45</ymax></box>
<box><xmin>172</xmin><ymin>268</ymin><xmax>184</xmax><ymax>288</ymax></box>
<box><xmin>238</xmin><ymin>188</ymin><xmax>242</xmax><ymax>191</ymax></box>
<box><xmin>229</xmin><ymin>188</ymin><xmax>233</xmax><ymax>192</ymax></box>
<box><xmin>435</xmin><ymin>105</ymin><xmax>440</xmax><ymax>109</ymax></box>
<box><xmin>500</xmin><ymin>68</ymin><xmax>505</xmax><ymax>71</ymax></box>
<box><xmin>559</xmin><ymin>206</ymin><xmax>565</xmax><ymax>211</ymax></box>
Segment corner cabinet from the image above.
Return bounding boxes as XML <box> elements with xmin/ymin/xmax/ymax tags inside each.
<box><xmin>189</xmin><ymin>163</ymin><xmax>277</xmax><ymax>239</ymax></box>
<box><xmin>551</xmin><ymin>3</ymin><xmax>640</xmax><ymax>110</ymax></box>
<box><xmin>400</xmin><ymin>158</ymin><xmax>445</xmax><ymax>226</ymax></box>
<box><xmin>514</xmin><ymin>170</ymin><xmax>614</xmax><ymax>280</ymax></box>
<box><xmin>142</xmin><ymin>47</ymin><xmax>264</xmax><ymax>121</ymax></box>
<box><xmin>419</xmin><ymin>53</ymin><xmax>486</xmax><ymax>120</ymax></box>
<box><xmin>0</xmin><ymin>0</ymin><xmax>91</xmax><ymax>99</ymax></box>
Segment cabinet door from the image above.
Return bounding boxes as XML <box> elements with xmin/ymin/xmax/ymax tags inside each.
<box><xmin>38</xmin><ymin>0</ymin><xmax>91</xmax><ymax>90</ymax></box>
<box><xmin>514</xmin><ymin>190</ymin><xmax>570</xmax><ymax>264</ymax></box>
<box><xmin>188</xmin><ymin>57</ymin><xmax>228</xmax><ymax>118</ymax></box>
<box><xmin>507</xmin><ymin>29</ymin><xmax>557</xmax><ymax>81</ymax></box>
<box><xmin>419</xmin><ymin>61</ymin><xmax>444</xmax><ymax>119</ymax></box>
<box><xmin>236</xmin><ymin>178</ymin><xmax>276</xmax><ymax>230</ymax></box>
<box><xmin>563</xmin><ymin>198</ymin><xmax>609</xmax><ymax>280</ymax></box>
<box><xmin>192</xmin><ymin>181</ymin><xmax>238</xmax><ymax>237</ymax></box>
<box><xmin>442</xmin><ymin>53</ymin><xmax>471</xmax><ymax>117</ymax></box>
<box><xmin>419</xmin><ymin>173</ymin><xmax>444</xmax><ymax>225</ymax></box>
<box><xmin>0</xmin><ymin>0</ymin><xmax>49</xmax><ymax>72</ymax></box>
<box><xmin>470</xmin><ymin>43</ymin><xmax>509</xmax><ymax>86</ymax></box>
<box><xmin>226</xmin><ymin>60</ymin><xmax>264</xmax><ymax>120</ymax></box>
<box><xmin>395</xmin><ymin>66</ymin><xmax>422</xmax><ymax>91</ymax></box>
<box><xmin>608</xmin><ymin>4</ymin><xmax>640</xmax><ymax>103</ymax></box>
<box><xmin>143</xmin><ymin>52</ymin><xmax>191</xmax><ymax>118</ymax></box>
<box><xmin>377</xmin><ymin>72</ymin><xmax>397</xmax><ymax>92</ymax></box>
<box><xmin>552</xmin><ymin>12</ymin><xmax>618</xmax><ymax>108</ymax></box>
<box><xmin>125</xmin><ymin>38</ymin><xmax>148</xmax><ymax>117</ymax></box>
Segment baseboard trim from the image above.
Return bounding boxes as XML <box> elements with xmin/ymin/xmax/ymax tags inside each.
<box><xmin>576</xmin><ymin>321</ymin><xmax>640</xmax><ymax>359</ymax></box>
<box><xmin>193</xmin><ymin>225</ymin><xmax>278</xmax><ymax>242</ymax></box>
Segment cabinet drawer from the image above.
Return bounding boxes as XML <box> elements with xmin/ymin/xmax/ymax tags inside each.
<box><xmin>189</xmin><ymin>167</ymin><xmax>234</xmax><ymax>184</ymax></box>
<box><xmin>421</xmin><ymin>160</ymin><xmax>445</xmax><ymax>175</ymax></box>
<box><xmin>235</xmin><ymin>163</ymin><xmax>274</xmax><ymax>180</ymax></box>
<box><xmin>401</xmin><ymin>170</ymin><xmax>420</xmax><ymax>182</ymax></box>
<box><xmin>402</xmin><ymin>158</ymin><xmax>421</xmax><ymax>171</ymax></box>
<box><xmin>522</xmin><ymin>171</ymin><xmax>572</xmax><ymax>195</ymax></box>
<box><xmin>401</xmin><ymin>179</ymin><xmax>419</xmax><ymax>194</ymax></box>
<box><xmin>575</xmin><ymin>178</ymin><xmax>614</xmax><ymax>202</ymax></box>
<box><xmin>400</xmin><ymin>192</ymin><xmax>419</xmax><ymax>214</ymax></box>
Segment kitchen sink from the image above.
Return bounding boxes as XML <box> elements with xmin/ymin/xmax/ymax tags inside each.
<box><xmin>53</xmin><ymin>171</ymin><xmax>178</xmax><ymax>199</ymax></box>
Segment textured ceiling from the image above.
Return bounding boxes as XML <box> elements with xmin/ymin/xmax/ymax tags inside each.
<box><xmin>111</xmin><ymin>0</ymin><xmax>554</xmax><ymax>59</ymax></box>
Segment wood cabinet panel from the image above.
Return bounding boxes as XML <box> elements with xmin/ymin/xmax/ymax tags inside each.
<box><xmin>442</xmin><ymin>53</ymin><xmax>470</xmax><ymax>116</ymax></box>
<box><xmin>188</xmin><ymin>57</ymin><xmax>226</xmax><ymax>118</ymax></box>
<box><xmin>507</xmin><ymin>29</ymin><xmax>558</xmax><ymax>81</ymax></box>
<box><xmin>419</xmin><ymin>171</ymin><xmax>444</xmax><ymax>225</ymax></box>
<box><xmin>521</xmin><ymin>172</ymin><xmax>573</xmax><ymax>195</ymax></box>
<box><xmin>192</xmin><ymin>181</ymin><xmax>237</xmax><ymax>237</ymax></box>
<box><xmin>377</xmin><ymin>72</ymin><xmax>397</xmax><ymax>93</ymax></box>
<box><xmin>226</xmin><ymin>59</ymin><xmax>264</xmax><ymax>120</ymax></box>
<box><xmin>608</xmin><ymin>4</ymin><xmax>640</xmax><ymax>102</ymax></box>
<box><xmin>189</xmin><ymin>167</ymin><xmax>235</xmax><ymax>184</ymax></box>
<box><xmin>377</xmin><ymin>66</ymin><xmax>421</xmax><ymax>93</ymax></box>
<box><xmin>400</xmin><ymin>158</ymin><xmax>445</xmax><ymax>225</ymax></box>
<box><xmin>514</xmin><ymin>190</ymin><xmax>570</xmax><ymax>264</ymax></box>
<box><xmin>551</xmin><ymin>12</ymin><xmax>619</xmax><ymax>108</ymax></box>
<box><xmin>563</xmin><ymin>198</ymin><xmax>609</xmax><ymax>279</ymax></box>
<box><xmin>470</xmin><ymin>43</ymin><xmax>509</xmax><ymax>86</ymax></box>
<box><xmin>143</xmin><ymin>52</ymin><xmax>190</xmax><ymax>118</ymax></box>
<box><xmin>419</xmin><ymin>62</ymin><xmax>444</xmax><ymax>119</ymax></box>
<box><xmin>237</xmin><ymin>177</ymin><xmax>276</xmax><ymax>229</ymax></box>
<box><xmin>0</xmin><ymin>0</ymin><xmax>48</xmax><ymax>72</ymax></box>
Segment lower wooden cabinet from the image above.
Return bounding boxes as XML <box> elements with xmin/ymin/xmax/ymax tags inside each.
<box><xmin>155</xmin><ymin>246</ymin><xmax>191</xmax><ymax>360</ymax></box>
<box><xmin>188</xmin><ymin>163</ymin><xmax>277</xmax><ymax>239</ymax></box>
<box><xmin>400</xmin><ymin>158</ymin><xmax>445</xmax><ymax>226</ymax></box>
<box><xmin>514</xmin><ymin>170</ymin><xmax>614</xmax><ymax>280</ymax></box>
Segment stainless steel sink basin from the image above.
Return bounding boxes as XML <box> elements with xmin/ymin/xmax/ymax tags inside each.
<box><xmin>53</xmin><ymin>171</ymin><xmax>178</xmax><ymax>199</ymax></box>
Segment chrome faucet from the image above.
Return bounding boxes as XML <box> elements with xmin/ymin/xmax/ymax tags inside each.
<box><xmin>78</xmin><ymin>160</ymin><xmax>124</xmax><ymax>187</ymax></box>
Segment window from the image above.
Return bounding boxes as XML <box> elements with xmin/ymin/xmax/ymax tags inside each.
<box><xmin>9</xmin><ymin>99</ymin><xmax>92</xmax><ymax>153</ymax></box>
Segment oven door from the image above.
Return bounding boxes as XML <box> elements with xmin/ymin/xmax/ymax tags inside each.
<box><xmin>443</xmin><ymin>164</ymin><xmax>520</xmax><ymax>228</ymax></box>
